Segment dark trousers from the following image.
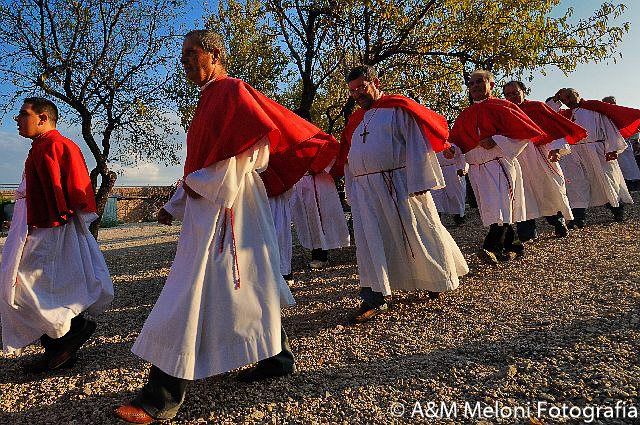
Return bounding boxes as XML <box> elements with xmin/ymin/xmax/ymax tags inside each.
<box><xmin>483</xmin><ymin>223</ymin><xmax>523</xmax><ymax>254</ymax></box>
<box><xmin>134</xmin><ymin>327</ymin><xmax>295</xmax><ymax>420</ymax></box>
<box><xmin>40</xmin><ymin>314</ymin><xmax>87</xmax><ymax>353</ymax></box>
<box><xmin>571</xmin><ymin>207</ymin><xmax>586</xmax><ymax>222</ymax></box>
<box><xmin>311</xmin><ymin>248</ymin><xmax>328</xmax><ymax>262</ymax></box>
<box><xmin>359</xmin><ymin>287</ymin><xmax>386</xmax><ymax>309</ymax></box>
<box><xmin>517</xmin><ymin>212</ymin><xmax>566</xmax><ymax>240</ymax></box>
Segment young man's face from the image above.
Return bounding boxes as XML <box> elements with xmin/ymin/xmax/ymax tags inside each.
<box><xmin>181</xmin><ymin>36</ymin><xmax>216</xmax><ymax>87</ymax></box>
<box><xmin>14</xmin><ymin>103</ymin><xmax>43</xmax><ymax>139</ymax></box>
<box><xmin>468</xmin><ymin>73</ymin><xmax>493</xmax><ymax>101</ymax></box>
<box><xmin>348</xmin><ymin>75</ymin><xmax>380</xmax><ymax>110</ymax></box>
<box><xmin>503</xmin><ymin>83</ymin><xmax>525</xmax><ymax>104</ymax></box>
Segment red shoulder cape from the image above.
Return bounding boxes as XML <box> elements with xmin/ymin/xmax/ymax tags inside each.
<box><xmin>518</xmin><ymin>100</ymin><xmax>587</xmax><ymax>145</ymax></box>
<box><xmin>185</xmin><ymin>77</ymin><xmax>338</xmax><ymax>197</ymax></box>
<box><xmin>576</xmin><ymin>99</ymin><xmax>640</xmax><ymax>139</ymax></box>
<box><xmin>24</xmin><ymin>130</ymin><xmax>96</xmax><ymax>228</ymax></box>
<box><xmin>330</xmin><ymin>95</ymin><xmax>450</xmax><ymax>177</ymax></box>
<box><xmin>449</xmin><ymin>98</ymin><xmax>545</xmax><ymax>153</ymax></box>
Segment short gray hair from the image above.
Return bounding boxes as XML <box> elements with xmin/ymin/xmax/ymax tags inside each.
<box><xmin>470</xmin><ymin>69</ymin><xmax>495</xmax><ymax>83</ymax></box>
<box><xmin>185</xmin><ymin>30</ymin><xmax>228</xmax><ymax>66</ymax></box>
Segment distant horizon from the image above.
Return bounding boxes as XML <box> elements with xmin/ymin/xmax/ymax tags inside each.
<box><xmin>0</xmin><ymin>0</ymin><xmax>637</xmax><ymax>187</ymax></box>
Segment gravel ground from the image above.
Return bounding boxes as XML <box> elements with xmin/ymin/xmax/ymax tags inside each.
<box><xmin>1</xmin><ymin>193</ymin><xmax>639</xmax><ymax>424</ymax></box>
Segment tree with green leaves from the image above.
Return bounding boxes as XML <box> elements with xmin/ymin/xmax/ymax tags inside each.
<box><xmin>191</xmin><ymin>0</ymin><xmax>628</xmax><ymax>133</ymax></box>
<box><xmin>0</xmin><ymin>0</ymin><xmax>185</xmax><ymax>234</ymax></box>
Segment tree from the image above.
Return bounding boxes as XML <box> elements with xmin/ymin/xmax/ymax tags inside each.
<box><xmin>0</xmin><ymin>0</ymin><xmax>185</xmax><ymax>235</ymax></box>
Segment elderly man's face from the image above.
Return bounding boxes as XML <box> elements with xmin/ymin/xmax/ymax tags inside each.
<box><xmin>468</xmin><ymin>73</ymin><xmax>493</xmax><ymax>101</ymax></box>
<box><xmin>181</xmin><ymin>36</ymin><xmax>216</xmax><ymax>87</ymax></box>
<box><xmin>348</xmin><ymin>75</ymin><xmax>381</xmax><ymax>110</ymax></box>
<box><xmin>558</xmin><ymin>89</ymin><xmax>580</xmax><ymax>107</ymax></box>
<box><xmin>503</xmin><ymin>83</ymin><xmax>525</xmax><ymax>105</ymax></box>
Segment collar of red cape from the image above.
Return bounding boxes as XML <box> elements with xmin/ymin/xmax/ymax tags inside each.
<box><xmin>567</xmin><ymin>99</ymin><xmax>640</xmax><ymax>139</ymax></box>
<box><xmin>449</xmin><ymin>97</ymin><xmax>545</xmax><ymax>154</ymax></box>
<box><xmin>184</xmin><ymin>76</ymin><xmax>338</xmax><ymax>196</ymax></box>
<box><xmin>518</xmin><ymin>100</ymin><xmax>587</xmax><ymax>145</ymax></box>
<box><xmin>25</xmin><ymin>129</ymin><xmax>96</xmax><ymax>228</ymax></box>
<box><xmin>330</xmin><ymin>95</ymin><xmax>449</xmax><ymax>177</ymax></box>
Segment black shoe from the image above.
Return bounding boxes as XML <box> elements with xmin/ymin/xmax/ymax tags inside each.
<box><xmin>21</xmin><ymin>353</ymin><xmax>78</xmax><ymax>374</ymax></box>
<box><xmin>477</xmin><ymin>248</ymin><xmax>498</xmax><ymax>265</ymax></box>
<box><xmin>453</xmin><ymin>215</ymin><xmax>466</xmax><ymax>226</ymax></box>
<box><xmin>350</xmin><ymin>301</ymin><xmax>389</xmax><ymax>324</ymax></box>
<box><xmin>427</xmin><ymin>291</ymin><xmax>441</xmax><ymax>300</ymax></box>
<box><xmin>237</xmin><ymin>360</ymin><xmax>296</xmax><ymax>383</ymax></box>
<box><xmin>613</xmin><ymin>209</ymin><xmax>625</xmax><ymax>222</ymax></box>
<box><xmin>567</xmin><ymin>219</ymin><xmax>585</xmax><ymax>229</ymax></box>
<box><xmin>554</xmin><ymin>222</ymin><xmax>569</xmax><ymax>237</ymax></box>
<box><xmin>47</xmin><ymin>320</ymin><xmax>96</xmax><ymax>369</ymax></box>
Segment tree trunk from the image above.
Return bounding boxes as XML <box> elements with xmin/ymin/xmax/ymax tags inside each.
<box><xmin>89</xmin><ymin>165</ymin><xmax>117</xmax><ymax>238</ymax></box>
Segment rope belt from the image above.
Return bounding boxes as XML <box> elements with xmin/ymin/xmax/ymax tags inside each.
<box><xmin>353</xmin><ymin>166</ymin><xmax>415</xmax><ymax>259</ymax></box>
<box><xmin>219</xmin><ymin>207</ymin><xmax>240</xmax><ymax>289</ymax></box>
<box><xmin>473</xmin><ymin>157</ymin><xmax>515</xmax><ymax>211</ymax></box>
<box><xmin>536</xmin><ymin>145</ymin><xmax>563</xmax><ymax>178</ymax></box>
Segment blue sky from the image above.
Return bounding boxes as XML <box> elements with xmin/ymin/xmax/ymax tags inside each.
<box><xmin>1</xmin><ymin>0</ymin><xmax>638</xmax><ymax>187</ymax></box>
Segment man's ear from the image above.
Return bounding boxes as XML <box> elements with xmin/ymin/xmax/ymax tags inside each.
<box><xmin>38</xmin><ymin>113</ymin><xmax>48</xmax><ymax>125</ymax></box>
<box><xmin>212</xmin><ymin>48</ymin><xmax>221</xmax><ymax>64</ymax></box>
<box><xmin>489</xmin><ymin>80</ymin><xmax>495</xmax><ymax>90</ymax></box>
<box><xmin>372</xmin><ymin>77</ymin><xmax>381</xmax><ymax>89</ymax></box>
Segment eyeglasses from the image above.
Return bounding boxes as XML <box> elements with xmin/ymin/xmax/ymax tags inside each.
<box><xmin>349</xmin><ymin>81</ymin><xmax>371</xmax><ymax>95</ymax></box>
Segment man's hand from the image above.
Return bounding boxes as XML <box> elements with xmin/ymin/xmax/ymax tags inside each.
<box><xmin>478</xmin><ymin>137</ymin><xmax>496</xmax><ymax>149</ymax></box>
<box><xmin>457</xmin><ymin>169</ymin><xmax>466</xmax><ymax>177</ymax></box>
<box><xmin>548</xmin><ymin>149</ymin><xmax>560</xmax><ymax>162</ymax></box>
<box><xmin>605</xmin><ymin>151</ymin><xmax>618</xmax><ymax>161</ymax></box>
<box><xmin>157</xmin><ymin>208</ymin><xmax>173</xmax><ymax>225</ymax></box>
<box><xmin>411</xmin><ymin>190</ymin><xmax>428</xmax><ymax>197</ymax></box>
<box><xmin>443</xmin><ymin>147</ymin><xmax>455</xmax><ymax>160</ymax></box>
<box><xmin>183</xmin><ymin>182</ymin><xmax>202</xmax><ymax>199</ymax></box>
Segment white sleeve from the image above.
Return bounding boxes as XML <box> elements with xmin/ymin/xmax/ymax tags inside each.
<box><xmin>184</xmin><ymin>137</ymin><xmax>270</xmax><ymax>208</ymax></box>
<box><xmin>163</xmin><ymin>185</ymin><xmax>187</xmax><ymax>220</ymax></box>
<box><xmin>492</xmin><ymin>135</ymin><xmax>529</xmax><ymax>161</ymax></box>
<box><xmin>548</xmin><ymin>138</ymin><xmax>571</xmax><ymax>155</ymax></box>
<box><xmin>397</xmin><ymin>108</ymin><xmax>445</xmax><ymax>193</ymax></box>
<box><xmin>598</xmin><ymin>114</ymin><xmax>626</xmax><ymax>153</ymax></box>
<box><xmin>546</xmin><ymin>99</ymin><xmax>562</xmax><ymax>112</ymax></box>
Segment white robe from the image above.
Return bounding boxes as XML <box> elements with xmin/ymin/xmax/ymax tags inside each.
<box><xmin>290</xmin><ymin>172</ymin><xmax>350</xmax><ymax>250</ymax></box>
<box><xmin>344</xmin><ymin>107</ymin><xmax>468</xmax><ymax>296</ymax></box>
<box><xmin>465</xmin><ymin>134</ymin><xmax>528</xmax><ymax>227</ymax></box>
<box><xmin>431</xmin><ymin>145</ymin><xmax>468</xmax><ymax>216</ymax></box>
<box><xmin>268</xmin><ymin>189</ymin><xmax>293</xmax><ymax>276</ymax></box>
<box><xmin>131</xmin><ymin>138</ymin><xmax>294</xmax><ymax>380</ymax></box>
<box><xmin>516</xmin><ymin>138</ymin><xmax>573</xmax><ymax>220</ymax></box>
<box><xmin>546</xmin><ymin>101</ymin><xmax>633</xmax><ymax>208</ymax></box>
<box><xmin>0</xmin><ymin>177</ymin><xmax>113</xmax><ymax>354</ymax></box>
<box><xmin>617</xmin><ymin>139</ymin><xmax>640</xmax><ymax>181</ymax></box>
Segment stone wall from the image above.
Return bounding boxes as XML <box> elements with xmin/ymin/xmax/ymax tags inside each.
<box><xmin>0</xmin><ymin>186</ymin><xmax>175</xmax><ymax>225</ymax></box>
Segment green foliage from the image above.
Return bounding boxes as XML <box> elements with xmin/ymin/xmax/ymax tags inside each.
<box><xmin>173</xmin><ymin>0</ymin><xmax>629</xmax><ymax>136</ymax></box>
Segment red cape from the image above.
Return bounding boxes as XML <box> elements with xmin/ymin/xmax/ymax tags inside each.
<box><xmin>185</xmin><ymin>77</ymin><xmax>338</xmax><ymax>197</ymax></box>
<box><xmin>575</xmin><ymin>99</ymin><xmax>640</xmax><ymax>139</ymax></box>
<box><xmin>518</xmin><ymin>100</ymin><xmax>587</xmax><ymax>145</ymax></box>
<box><xmin>24</xmin><ymin>130</ymin><xmax>97</xmax><ymax>228</ymax></box>
<box><xmin>330</xmin><ymin>95</ymin><xmax>450</xmax><ymax>177</ymax></box>
<box><xmin>449</xmin><ymin>98</ymin><xmax>545</xmax><ymax>153</ymax></box>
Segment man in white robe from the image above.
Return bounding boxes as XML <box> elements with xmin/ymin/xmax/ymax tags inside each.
<box><xmin>603</xmin><ymin>97</ymin><xmax>640</xmax><ymax>190</ymax></box>
<box><xmin>339</xmin><ymin>65</ymin><xmax>468</xmax><ymax>323</ymax></box>
<box><xmin>451</xmin><ymin>70</ymin><xmax>534</xmax><ymax>265</ymax></box>
<box><xmin>1</xmin><ymin>97</ymin><xmax>113</xmax><ymax>373</ymax></box>
<box><xmin>549</xmin><ymin>89</ymin><xmax>633</xmax><ymax>226</ymax></box>
<box><xmin>115</xmin><ymin>31</ymin><xmax>297</xmax><ymax>423</ymax></box>
<box><xmin>290</xmin><ymin>171</ymin><xmax>350</xmax><ymax>268</ymax></box>
<box><xmin>502</xmin><ymin>81</ymin><xmax>576</xmax><ymax>241</ymax></box>
<box><xmin>431</xmin><ymin>145</ymin><xmax>468</xmax><ymax>226</ymax></box>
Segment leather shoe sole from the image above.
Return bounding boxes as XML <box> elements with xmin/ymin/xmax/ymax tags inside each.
<box><xmin>237</xmin><ymin>363</ymin><xmax>296</xmax><ymax>383</ymax></box>
<box><xmin>21</xmin><ymin>353</ymin><xmax>78</xmax><ymax>374</ymax></box>
<box><xmin>351</xmin><ymin>302</ymin><xmax>389</xmax><ymax>324</ymax></box>
<box><xmin>114</xmin><ymin>405</ymin><xmax>156</xmax><ymax>424</ymax></box>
